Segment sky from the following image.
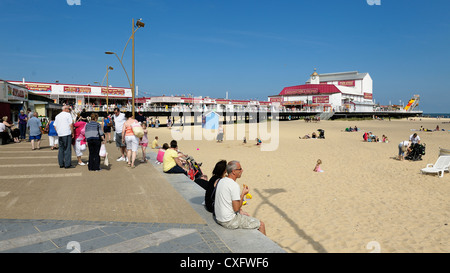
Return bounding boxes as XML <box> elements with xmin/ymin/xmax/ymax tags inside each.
<box><xmin>0</xmin><ymin>0</ymin><xmax>449</xmax><ymax>113</ymax></box>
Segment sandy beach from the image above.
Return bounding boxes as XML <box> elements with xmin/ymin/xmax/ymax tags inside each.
<box><xmin>147</xmin><ymin>116</ymin><xmax>450</xmax><ymax>253</ymax></box>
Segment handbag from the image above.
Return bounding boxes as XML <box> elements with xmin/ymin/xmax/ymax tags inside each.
<box><xmin>131</xmin><ymin>122</ymin><xmax>144</xmax><ymax>138</ymax></box>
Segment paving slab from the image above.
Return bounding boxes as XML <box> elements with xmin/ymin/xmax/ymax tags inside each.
<box><xmin>0</xmin><ymin>135</ymin><xmax>285</xmax><ymax>253</ymax></box>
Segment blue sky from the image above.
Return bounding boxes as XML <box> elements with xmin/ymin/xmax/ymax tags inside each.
<box><xmin>0</xmin><ymin>0</ymin><xmax>449</xmax><ymax>113</ymax></box>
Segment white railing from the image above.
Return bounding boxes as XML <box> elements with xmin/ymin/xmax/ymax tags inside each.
<box><xmin>73</xmin><ymin>104</ymin><xmax>422</xmax><ymax>115</ymax></box>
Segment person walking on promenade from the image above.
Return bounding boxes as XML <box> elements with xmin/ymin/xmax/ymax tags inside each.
<box><xmin>85</xmin><ymin>113</ymin><xmax>105</xmax><ymax>171</ymax></box>
<box><xmin>45</xmin><ymin>116</ymin><xmax>59</xmax><ymax>150</ymax></box>
<box><xmin>103</xmin><ymin>114</ymin><xmax>112</xmax><ymax>143</ymax></box>
<box><xmin>73</xmin><ymin>116</ymin><xmax>87</xmax><ymax>166</ymax></box>
<box><xmin>122</xmin><ymin>113</ymin><xmax>139</xmax><ymax>168</ymax></box>
<box><xmin>113</xmin><ymin>108</ymin><xmax>127</xmax><ymax>162</ymax></box>
<box><xmin>18</xmin><ymin>110</ymin><xmax>28</xmax><ymax>141</ymax></box>
<box><xmin>54</xmin><ymin>106</ymin><xmax>75</xmax><ymax>169</ymax></box>
<box><xmin>214</xmin><ymin>160</ymin><xmax>266</xmax><ymax>235</ymax></box>
<box><xmin>139</xmin><ymin>123</ymin><xmax>148</xmax><ymax>163</ymax></box>
<box><xmin>26</xmin><ymin>109</ymin><xmax>32</xmax><ymax>141</ymax></box>
<box><xmin>27</xmin><ymin>112</ymin><xmax>42</xmax><ymax>150</ymax></box>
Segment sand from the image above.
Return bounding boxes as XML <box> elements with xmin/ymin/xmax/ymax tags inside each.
<box><xmin>147</xmin><ymin>116</ymin><xmax>450</xmax><ymax>253</ymax></box>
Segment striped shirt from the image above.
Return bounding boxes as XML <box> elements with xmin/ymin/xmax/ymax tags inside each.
<box><xmin>84</xmin><ymin>121</ymin><xmax>104</xmax><ymax>141</ymax></box>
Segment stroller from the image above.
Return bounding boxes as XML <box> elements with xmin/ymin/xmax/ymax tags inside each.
<box><xmin>317</xmin><ymin>129</ymin><xmax>325</xmax><ymax>139</ymax></box>
<box><xmin>405</xmin><ymin>143</ymin><xmax>426</xmax><ymax>161</ymax></box>
<box><xmin>185</xmin><ymin>155</ymin><xmax>204</xmax><ymax>181</ymax></box>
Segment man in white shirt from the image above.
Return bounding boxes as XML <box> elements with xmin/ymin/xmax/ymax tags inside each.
<box><xmin>113</xmin><ymin>108</ymin><xmax>127</xmax><ymax>161</ymax></box>
<box><xmin>409</xmin><ymin>133</ymin><xmax>420</xmax><ymax>144</ymax></box>
<box><xmin>214</xmin><ymin>161</ymin><xmax>266</xmax><ymax>235</ymax></box>
<box><xmin>53</xmin><ymin>106</ymin><xmax>74</xmax><ymax>168</ymax></box>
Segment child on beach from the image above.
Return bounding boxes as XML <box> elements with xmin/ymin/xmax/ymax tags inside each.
<box><xmin>156</xmin><ymin>143</ymin><xmax>169</xmax><ymax>164</ymax></box>
<box><xmin>256</xmin><ymin>138</ymin><xmax>262</xmax><ymax>145</ymax></box>
<box><xmin>139</xmin><ymin>123</ymin><xmax>148</xmax><ymax>163</ymax></box>
<box><xmin>313</xmin><ymin>159</ymin><xmax>324</xmax><ymax>172</ymax></box>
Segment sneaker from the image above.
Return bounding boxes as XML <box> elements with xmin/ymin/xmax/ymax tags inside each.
<box><xmin>78</xmin><ymin>162</ymin><xmax>86</xmax><ymax>166</ymax></box>
<box><xmin>116</xmin><ymin>157</ymin><xmax>126</xmax><ymax>162</ymax></box>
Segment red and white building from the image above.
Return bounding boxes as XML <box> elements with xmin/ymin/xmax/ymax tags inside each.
<box><xmin>7</xmin><ymin>80</ymin><xmax>132</xmax><ymax>110</ymax></box>
<box><xmin>269</xmin><ymin>70</ymin><xmax>375</xmax><ymax>112</ymax></box>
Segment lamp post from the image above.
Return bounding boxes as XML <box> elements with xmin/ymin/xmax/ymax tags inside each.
<box><xmin>103</xmin><ymin>66</ymin><xmax>114</xmax><ymax>115</ymax></box>
<box><xmin>106</xmin><ymin>18</ymin><xmax>145</xmax><ymax>118</ymax></box>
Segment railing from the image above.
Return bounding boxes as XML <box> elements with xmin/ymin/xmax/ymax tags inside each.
<box><xmin>72</xmin><ymin>104</ymin><xmax>422</xmax><ymax>115</ymax></box>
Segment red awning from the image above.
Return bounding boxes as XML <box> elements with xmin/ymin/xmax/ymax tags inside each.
<box><xmin>279</xmin><ymin>84</ymin><xmax>341</xmax><ymax>96</ymax></box>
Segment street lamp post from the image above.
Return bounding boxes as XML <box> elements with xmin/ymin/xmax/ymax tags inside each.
<box><xmin>106</xmin><ymin>18</ymin><xmax>145</xmax><ymax>118</ymax></box>
<box><xmin>104</xmin><ymin>66</ymin><xmax>114</xmax><ymax>115</ymax></box>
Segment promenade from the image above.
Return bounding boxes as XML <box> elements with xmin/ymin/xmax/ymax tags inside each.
<box><xmin>0</xmin><ymin>135</ymin><xmax>285</xmax><ymax>253</ymax></box>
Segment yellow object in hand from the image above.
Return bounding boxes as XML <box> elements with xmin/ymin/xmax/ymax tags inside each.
<box><xmin>243</xmin><ymin>193</ymin><xmax>252</xmax><ymax>206</ymax></box>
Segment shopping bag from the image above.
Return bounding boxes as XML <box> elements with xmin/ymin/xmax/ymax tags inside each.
<box><xmin>104</xmin><ymin>152</ymin><xmax>109</xmax><ymax>166</ymax></box>
<box><xmin>80</xmin><ymin>143</ymin><xmax>87</xmax><ymax>152</ymax></box>
<box><xmin>99</xmin><ymin>143</ymin><xmax>107</xmax><ymax>157</ymax></box>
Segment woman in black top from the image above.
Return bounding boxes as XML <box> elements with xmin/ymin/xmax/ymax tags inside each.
<box><xmin>204</xmin><ymin>160</ymin><xmax>227</xmax><ymax>213</ymax></box>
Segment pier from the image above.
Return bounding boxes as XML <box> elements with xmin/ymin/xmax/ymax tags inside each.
<box><xmin>85</xmin><ymin>109</ymin><xmax>424</xmax><ymax>125</ymax></box>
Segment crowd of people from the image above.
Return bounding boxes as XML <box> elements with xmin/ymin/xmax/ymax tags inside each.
<box><xmin>1</xmin><ymin>106</ymin><xmax>164</xmax><ymax>172</ymax></box>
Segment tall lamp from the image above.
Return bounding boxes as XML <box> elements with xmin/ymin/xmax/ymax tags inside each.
<box><xmin>106</xmin><ymin>18</ymin><xmax>145</xmax><ymax>118</ymax></box>
<box><xmin>102</xmin><ymin>66</ymin><xmax>114</xmax><ymax>114</ymax></box>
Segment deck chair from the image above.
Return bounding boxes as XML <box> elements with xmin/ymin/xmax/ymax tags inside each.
<box><xmin>440</xmin><ymin>148</ymin><xmax>450</xmax><ymax>172</ymax></box>
<box><xmin>421</xmin><ymin>148</ymin><xmax>450</xmax><ymax>177</ymax></box>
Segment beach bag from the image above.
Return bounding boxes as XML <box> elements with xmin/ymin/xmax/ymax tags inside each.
<box><xmin>131</xmin><ymin>122</ymin><xmax>144</xmax><ymax>138</ymax></box>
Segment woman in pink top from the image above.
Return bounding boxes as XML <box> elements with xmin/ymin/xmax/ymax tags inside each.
<box><xmin>73</xmin><ymin>117</ymin><xmax>87</xmax><ymax>166</ymax></box>
<box><xmin>156</xmin><ymin>143</ymin><xmax>169</xmax><ymax>164</ymax></box>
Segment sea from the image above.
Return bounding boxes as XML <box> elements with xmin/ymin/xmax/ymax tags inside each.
<box><xmin>422</xmin><ymin>113</ymin><xmax>450</xmax><ymax>118</ymax></box>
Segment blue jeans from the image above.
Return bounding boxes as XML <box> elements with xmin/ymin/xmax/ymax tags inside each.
<box><xmin>19</xmin><ymin>123</ymin><xmax>26</xmax><ymax>139</ymax></box>
<box><xmin>58</xmin><ymin>135</ymin><xmax>73</xmax><ymax>168</ymax></box>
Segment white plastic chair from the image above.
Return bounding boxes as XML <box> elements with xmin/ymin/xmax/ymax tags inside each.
<box><xmin>421</xmin><ymin>149</ymin><xmax>450</xmax><ymax>178</ymax></box>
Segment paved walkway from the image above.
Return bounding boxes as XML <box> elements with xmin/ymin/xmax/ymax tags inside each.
<box><xmin>0</xmin><ymin>135</ymin><xmax>285</xmax><ymax>253</ymax></box>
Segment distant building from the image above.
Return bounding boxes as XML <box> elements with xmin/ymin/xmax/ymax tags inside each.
<box><xmin>0</xmin><ymin>80</ymin><xmax>61</xmax><ymax>123</ymax></box>
<box><xmin>7</xmin><ymin>80</ymin><xmax>132</xmax><ymax>110</ymax></box>
<box><xmin>269</xmin><ymin>70</ymin><xmax>375</xmax><ymax>112</ymax></box>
